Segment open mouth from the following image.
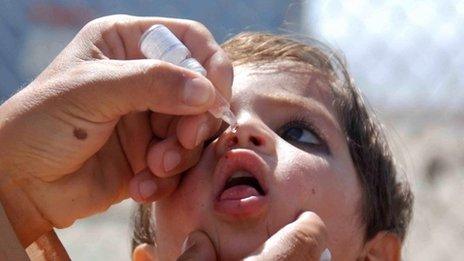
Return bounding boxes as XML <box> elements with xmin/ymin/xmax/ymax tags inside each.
<box><xmin>213</xmin><ymin>149</ymin><xmax>269</xmax><ymax>220</ymax></box>
<box><xmin>219</xmin><ymin>171</ymin><xmax>266</xmax><ymax>200</ymax></box>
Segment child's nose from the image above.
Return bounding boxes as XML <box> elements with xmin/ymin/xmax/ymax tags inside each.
<box><xmin>215</xmin><ymin>112</ymin><xmax>276</xmax><ymax>157</ymax></box>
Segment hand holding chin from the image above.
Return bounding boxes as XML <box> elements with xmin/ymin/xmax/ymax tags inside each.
<box><xmin>142</xmin><ymin>211</ymin><xmax>330</xmax><ymax>261</ymax></box>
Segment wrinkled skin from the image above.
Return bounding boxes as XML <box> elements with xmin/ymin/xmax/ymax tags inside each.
<box><xmin>0</xmin><ymin>15</ymin><xmax>232</xmax><ymax>246</ymax></box>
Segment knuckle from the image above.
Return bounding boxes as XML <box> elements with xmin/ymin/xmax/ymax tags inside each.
<box><xmin>290</xmin><ymin>229</ymin><xmax>322</xmax><ymax>260</ymax></box>
<box><xmin>105</xmin><ymin>14</ymin><xmax>133</xmax><ymax>30</ymax></box>
<box><xmin>143</xmin><ymin>59</ymin><xmax>169</xmax><ymax>76</ymax></box>
<box><xmin>300</xmin><ymin>212</ymin><xmax>328</xmax><ymax>241</ymax></box>
<box><xmin>209</xmin><ymin>51</ymin><xmax>233</xmax><ymax>96</ymax></box>
<box><xmin>291</xmin><ymin>226</ymin><xmax>316</xmax><ymax>247</ymax></box>
<box><xmin>142</xmin><ymin>61</ymin><xmax>184</xmax><ymax>93</ymax></box>
<box><xmin>187</xmin><ymin>20</ymin><xmax>208</xmax><ymax>31</ymax></box>
<box><xmin>286</xmin><ymin>212</ymin><xmax>328</xmax><ymax>259</ymax></box>
<box><xmin>80</xmin><ymin>18</ymin><xmax>99</xmax><ymax>32</ymax></box>
<box><xmin>80</xmin><ymin>14</ymin><xmax>132</xmax><ymax>34</ymax></box>
<box><xmin>81</xmin><ymin>16</ymin><xmax>109</xmax><ymax>32</ymax></box>
<box><xmin>186</xmin><ymin>20</ymin><xmax>213</xmax><ymax>38</ymax></box>
<box><xmin>136</xmin><ymin>61</ymin><xmax>162</xmax><ymax>90</ymax></box>
<box><xmin>300</xmin><ymin>212</ymin><xmax>324</xmax><ymax>228</ymax></box>
<box><xmin>215</xmin><ymin>49</ymin><xmax>233</xmax><ymax>70</ymax></box>
<box><xmin>105</xmin><ymin>14</ymin><xmax>133</xmax><ymax>21</ymax></box>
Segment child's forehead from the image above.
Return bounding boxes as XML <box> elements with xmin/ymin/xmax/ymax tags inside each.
<box><xmin>231</xmin><ymin>61</ymin><xmax>335</xmax><ymax>107</ymax></box>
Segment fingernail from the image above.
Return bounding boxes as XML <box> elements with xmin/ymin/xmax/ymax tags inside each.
<box><xmin>183</xmin><ymin>77</ymin><xmax>213</xmax><ymax>106</ymax></box>
<box><xmin>163</xmin><ymin>149</ymin><xmax>181</xmax><ymax>172</ymax></box>
<box><xmin>181</xmin><ymin>235</ymin><xmax>196</xmax><ymax>254</ymax></box>
<box><xmin>195</xmin><ymin>122</ymin><xmax>209</xmax><ymax>146</ymax></box>
<box><xmin>139</xmin><ymin>180</ymin><xmax>157</xmax><ymax>199</ymax></box>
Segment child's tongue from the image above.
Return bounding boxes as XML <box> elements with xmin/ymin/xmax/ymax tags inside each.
<box><xmin>219</xmin><ymin>185</ymin><xmax>260</xmax><ymax>201</ymax></box>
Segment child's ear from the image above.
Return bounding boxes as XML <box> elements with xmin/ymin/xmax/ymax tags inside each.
<box><xmin>358</xmin><ymin>231</ymin><xmax>402</xmax><ymax>261</ymax></box>
<box><xmin>132</xmin><ymin>243</ymin><xmax>157</xmax><ymax>261</ymax></box>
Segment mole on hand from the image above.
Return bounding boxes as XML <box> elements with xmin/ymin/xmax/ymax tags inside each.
<box><xmin>73</xmin><ymin>128</ymin><xmax>88</xmax><ymax>140</ymax></box>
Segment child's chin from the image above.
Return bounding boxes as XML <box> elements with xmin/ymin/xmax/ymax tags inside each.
<box><xmin>207</xmin><ymin>227</ymin><xmax>270</xmax><ymax>260</ymax></box>
<box><xmin>216</xmin><ymin>242</ymin><xmax>262</xmax><ymax>260</ymax></box>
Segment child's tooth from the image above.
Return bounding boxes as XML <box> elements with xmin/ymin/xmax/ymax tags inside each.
<box><xmin>230</xmin><ymin>171</ymin><xmax>253</xmax><ymax>179</ymax></box>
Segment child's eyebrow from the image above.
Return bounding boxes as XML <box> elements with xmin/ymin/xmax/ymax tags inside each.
<box><xmin>257</xmin><ymin>92</ymin><xmax>343</xmax><ymax>135</ymax></box>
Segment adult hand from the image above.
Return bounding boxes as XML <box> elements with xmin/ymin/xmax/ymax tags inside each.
<box><xmin>177</xmin><ymin>212</ymin><xmax>331</xmax><ymax>261</ymax></box>
<box><xmin>0</xmin><ymin>15</ymin><xmax>232</xmax><ymax>246</ymax></box>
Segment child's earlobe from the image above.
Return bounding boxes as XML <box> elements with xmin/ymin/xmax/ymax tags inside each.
<box><xmin>132</xmin><ymin>243</ymin><xmax>158</xmax><ymax>261</ymax></box>
<box><xmin>359</xmin><ymin>231</ymin><xmax>402</xmax><ymax>261</ymax></box>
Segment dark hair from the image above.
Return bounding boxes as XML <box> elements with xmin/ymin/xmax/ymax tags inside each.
<box><xmin>131</xmin><ymin>32</ymin><xmax>413</xmax><ymax>250</ymax></box>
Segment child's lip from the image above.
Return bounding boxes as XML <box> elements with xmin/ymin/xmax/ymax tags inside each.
<box><xmin>212</xmin><ymin>149</ymin><xmax>270</xmax><ymax>220</ymax></box>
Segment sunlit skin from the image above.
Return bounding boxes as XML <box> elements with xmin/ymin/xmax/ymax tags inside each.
<box><xmin>151</xmin><ymin>61</ymin><xmax>365</xmax><ymax>260</ymax></box>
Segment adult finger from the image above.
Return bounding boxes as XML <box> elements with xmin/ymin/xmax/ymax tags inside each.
<box><xmin>117</xmin><ymin>111</ymin><xmax>151</xmax><ymax>174</ymax></box>
<box><xmin>150</xmin><ymin>112</ymin><xmax>176</xmax><ymax>139</ymax></box>
<box><xmin>81</xmin><ymin>15</ymin><xmax>233</xmax><ymax>101</ymax></box>
<box><xmin>62</xmin><ymin>59</ymin><xmax>216</xmax><ymax>123</ymax></box>
<box><xmin>177</xmin><ymin>231</ymin><xmax>217</xmax><ymax>261</ymax></box>
<box><xmin>151</xmin><ymin>112</ymin><xmax>221</xmax><ymax>150</ymax></box>
<box><xmin>244</xmin><ymin>212</ymin><xmax>328</xmax><ymax>261</ymax></box>
<box><xmin>176</xmin><ymin>113</ymin><xmax>222</xmax><ymax>150</ymax></box>
<box><xmin>128</xmin><ymin>169</ymin><xmax>180</xmax><ymax>203</ymax></box>
<box><xmin>146</xmin><ymin>135</ymin><xmax>203</xmax><ymax>178</ymax></box>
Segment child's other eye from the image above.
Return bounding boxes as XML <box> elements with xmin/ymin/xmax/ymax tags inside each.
<box><xmin>279</xmin><ymin>120</ymin><xmax>329</xmax><ymax>153</ymax></box>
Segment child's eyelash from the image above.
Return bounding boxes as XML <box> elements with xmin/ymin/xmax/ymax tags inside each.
<box><xmin>287</xmin><ymin>115</ymin><xmax>325</xmax><ymax>139</ymax></box>
<box><xmin>280</xmin><ymin>114</ymin><xmax>331</xmax><ymax>154</ymax></box>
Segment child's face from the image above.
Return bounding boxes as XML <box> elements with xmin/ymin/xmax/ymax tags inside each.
<box><xmin>152</xmin><ymin>61</ymin><xmax>364</xmax><ymax>260</ymax></box>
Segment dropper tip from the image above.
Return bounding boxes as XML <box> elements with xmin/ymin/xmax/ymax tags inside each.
<box><xmin>220</xmin><ymin>108</ymin><xmax>237</xmax><ymax>130</ymax></box>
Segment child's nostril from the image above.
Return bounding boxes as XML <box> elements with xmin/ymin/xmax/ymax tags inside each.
<box><xmin>227</xmin><ymin>136</ymin><xmax>238</xmax><ymax>147</ymax></box>
<box><xmin>250</xmin><ymin>136</ymin><xmax>261</xmax><ymax>146</ymax></box>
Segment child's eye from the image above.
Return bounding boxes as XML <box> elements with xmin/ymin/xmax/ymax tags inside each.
<box><xmin>279</xmin><ymin>120</ymin><xmax>329</xmax><ymax>153</ymax></box>
<box><xmin>282</xmin><ymin>126</ymin><xmax>320</xmax><ymax>145</ymax></box>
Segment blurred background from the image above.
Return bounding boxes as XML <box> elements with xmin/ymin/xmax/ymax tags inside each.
<box><xmin>1</xmin><ymin>0</ymin><xmax>463</xmax><ymax>260</ymax></box>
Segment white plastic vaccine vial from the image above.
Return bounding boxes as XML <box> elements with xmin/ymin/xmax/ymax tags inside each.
<box><xmin>139</xmin><ymin>24</ymin><xmax>236</xmax><ymax>127</ymax></box>
<box><xmin>139</xmin><ymin>24</ymin><xmax>206</xmax><ymax>75</ymax></box>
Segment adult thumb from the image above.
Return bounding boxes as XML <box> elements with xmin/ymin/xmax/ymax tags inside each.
<box><xmin>244</xmin><ymin>212</ymin><xmax>329</xmax><ymax>261</ymax></box>
<box><xmin>177</xmin><ymin>231</ymin><xmax>217</xmax><ymax>261</ymax></box>
<box><xmin>64</xmin><ymin>59</ymin><xmax>216</xmax><ymax>123</ymax></box>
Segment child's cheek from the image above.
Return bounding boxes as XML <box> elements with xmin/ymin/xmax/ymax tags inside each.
<box><xmin>276</xmin><ymin>148</ymin><xmax>334</xmax><ymax>212</ymax></box>
<box><xmin>164</xmin><ymin>170</ymin><xmax>211</xmax><ymax>216</ymax></box>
